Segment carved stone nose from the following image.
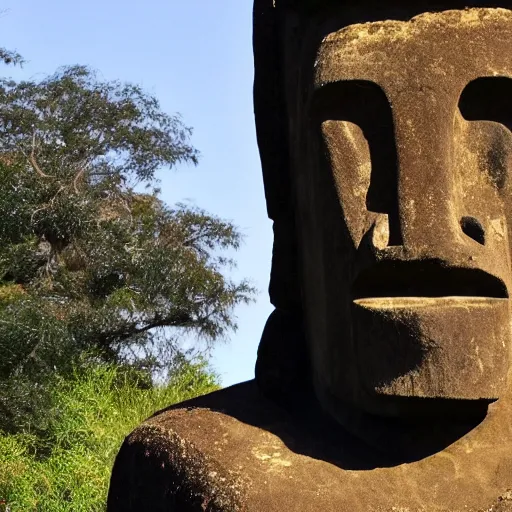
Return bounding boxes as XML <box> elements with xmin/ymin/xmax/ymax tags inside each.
<box><xmin>389</xmin><ymin>99</ymin><xmax>464</xmax><ymax>258</ymax></box>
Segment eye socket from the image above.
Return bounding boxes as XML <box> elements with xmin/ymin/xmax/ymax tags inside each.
<box><xmin>459</xmin><ymin>77</ymin><xmax>512</xmax><ymax>190</ymax></box>
<box><xmin>459</xmin><ymin>77</ymin><xmax>512</xmax><ymax>131</ymax></box>
<box><xmin>312</xmin><ymin>80</ymin><xmax>402</xmax><ymax>245</ymax></box>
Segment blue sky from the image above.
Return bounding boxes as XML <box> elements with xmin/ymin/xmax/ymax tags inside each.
<box><xmin>1</xmin><ymin>0</ymin><xmax>273</xmax><ymax>386</ymax></box>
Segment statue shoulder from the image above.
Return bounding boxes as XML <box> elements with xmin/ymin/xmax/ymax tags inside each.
<box><xmin>107</xmin><ymin>380</ymin><xmax>293</xmax><ymax>512</ymax></box>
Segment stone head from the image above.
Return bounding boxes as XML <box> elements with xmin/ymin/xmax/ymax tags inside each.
<box><xmin>254</xmin><ymin>0</ymin><xmax>512</xmax><ymax>422</ymax></box>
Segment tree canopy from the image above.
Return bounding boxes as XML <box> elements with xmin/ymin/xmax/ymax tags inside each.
<box><xmin>0</xmin><ymin>65</ymin><xmax>254</xmax><ymax>432</ymax></box>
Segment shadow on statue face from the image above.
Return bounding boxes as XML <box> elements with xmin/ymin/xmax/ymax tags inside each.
<box><xmin>291</xmin><ymin>8</ymin><xmax>512</xmax><ymax>420</ymax></box>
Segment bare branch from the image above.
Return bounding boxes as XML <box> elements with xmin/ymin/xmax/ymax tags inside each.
<box><xmin>28</xmin><ymin>132</ymin><xmax>53</xmax><ymax>178</ymax></box>
<box><xmin>73</xmin><ymin>167</ymin><xmax>87</xmax><ymax>193</ymax></box>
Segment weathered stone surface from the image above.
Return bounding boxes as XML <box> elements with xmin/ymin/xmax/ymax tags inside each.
<box><xmin>287</xmin><ymin>5</ymin><xmax>512</xmax><ymax>419</ymax></box>
<box><xmin>109</xmin><ymin>381</ymin><xmax>512</xmax><ymax>511</ymax></box>
<box><xmin>108</xmin><ymin>2</ymin><xmax>512</xmax><ymax>510</ymax></box>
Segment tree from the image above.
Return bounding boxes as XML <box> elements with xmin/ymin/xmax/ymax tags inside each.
<box><xmin>0</xmin><ymin>65</ymin><xmax>254</xmax><ymax>432</ymax></box>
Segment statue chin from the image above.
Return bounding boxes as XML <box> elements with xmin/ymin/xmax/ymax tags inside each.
<box><xmin>353</xmin><ymin>297</ymin><xmax>510</xmax><ymax>408</ymax></box>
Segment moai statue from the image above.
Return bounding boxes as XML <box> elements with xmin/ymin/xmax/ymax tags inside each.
<box><xmin>108</xmin><ymin>1</ymin><xmax>512</xmax><ymax>510</ymax></box>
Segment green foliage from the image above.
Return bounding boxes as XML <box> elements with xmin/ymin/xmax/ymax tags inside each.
<box><xmin>0</xmin><ymin>360</ymin><xmax>219</xmax><ymax>511</ymax></box>
<box><xmin>0</xmin><ymin>65</ymin><xmax>255</xmax><ymax>432</ymax></box>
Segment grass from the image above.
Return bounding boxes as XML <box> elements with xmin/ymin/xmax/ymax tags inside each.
<box><xmin>0</xmin><ymin>361</ymin><xmax>219</xmax><ymax>511</ymax></box>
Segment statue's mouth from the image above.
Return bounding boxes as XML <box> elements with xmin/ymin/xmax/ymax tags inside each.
<box><xmin>352</xmin><ymin>260</ymin><xmax>508</xmax><ymax>306</ymax></box>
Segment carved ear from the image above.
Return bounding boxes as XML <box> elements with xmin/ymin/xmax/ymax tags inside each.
<box><xmin>254</xmin><ymin>0</ymin><xmax>300</xmax><ymax>311</ymax></box>
<box><xmin>253</xmin><ymin>0</ymin><xmax>292</xmax><ymax>222</ymax></box>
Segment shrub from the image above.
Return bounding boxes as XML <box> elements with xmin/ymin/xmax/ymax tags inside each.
<box><xmin>0</xmin><ymin>360</ymin><xmax>218</xmax><ymax>511</ymax></box>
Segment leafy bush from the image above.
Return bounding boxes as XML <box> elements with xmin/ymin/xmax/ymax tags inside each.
<box><xmin>0</xmin><ymin>66</ymin><xmax>254</xmax><ymax>434</ymax></box>
<box><xmin>0</xmin><ymin>360</ymin><xmax>218</xmax><ymax>511</ymax></box>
